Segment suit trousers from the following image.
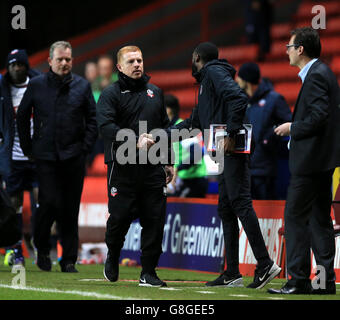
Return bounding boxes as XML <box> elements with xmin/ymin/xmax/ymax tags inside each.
<box><xmin>33</xmin><ymin>154</ymin><xmax>85</xmax><ymax>265</ymax></box>
<box><xmin>218</xmin><ymin>154</ymin><xmax>271</xmax><ymax>275</ymax></box>
<box><xmin>285</xmin><ymin>169</ymin><xmax>336</xmax><ymax>287</ymax></box>
<box><xmin>105</xmin><ymin>162</ymin><xmax>167</xmax><ymax>273</ymax></box>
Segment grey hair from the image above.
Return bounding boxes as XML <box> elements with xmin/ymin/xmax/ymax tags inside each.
<box><xmin>49</xmin><ymin>41</ymin><xmax>72</xmax><ymax>58</ymax></box>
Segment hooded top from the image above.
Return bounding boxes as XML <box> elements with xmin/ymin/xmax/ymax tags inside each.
<box><xmin>174</xmin><ymin>59</ymin><xmax>248</xmax><ymax>145</ymax></box>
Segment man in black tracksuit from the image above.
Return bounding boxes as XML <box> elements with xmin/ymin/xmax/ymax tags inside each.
<box><xmin>96</xmin><ymin>45</ymin><xmax>173</xmax><ymax>287</ymax></box>
<box><xmin>169</xmin><ymin>42</ymin><xmax>281</xmax><ymax>289</ymax></box>
<box><xmin>17</xmin><ymin>41</ymin><xmax>97</xmax><ymax>273</ymax></box>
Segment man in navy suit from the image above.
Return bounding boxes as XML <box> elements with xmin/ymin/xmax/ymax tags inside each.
<box><xmin>268</xmin><ymin>27</ymin><xmax>340</xmax><ymax>294</ymax></box>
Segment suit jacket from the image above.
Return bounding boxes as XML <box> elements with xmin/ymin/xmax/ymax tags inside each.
<box><xmin>290</xmin><ymin>59</ymin><xmax>340</xmax><ymax>175</ymax></box>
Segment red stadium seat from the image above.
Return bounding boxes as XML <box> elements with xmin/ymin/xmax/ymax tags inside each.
<box><xmin>81</xmin><ymin>176</ymin><xmax>107</xmax><ymax>203</ymax></box>
<box><xmin>165</xmin><ymin>87</ymin><xmax>197</xmax><ymax>109</ymax></box>
<box><xmin>321</xmin><ymin>37</ymin><xmax>340</xmax><ymax>56</ymax></box>
<box><xmin>258</xmin><ymin>62</ymin><xmax>298</xmax><ymax>83</ymax></box>
<box><xmin>271</xmin><ymin>23</ymin><xmax>293</xmax><ymax>40</ymax></box>
<box><xmin>331</xmin><ymin>56</ymin><xmax>340</xmax><ymax>75</ymax></box>
<box><xmin>149</xmin><ymin>69</ymin><xmax>195</xmax><ymax>91</ymax></box>
<box><xmin>86</xmin><ymin>153</ymin><xmax>107</xmax><ymax>177</ymax></box>
<box><xmin>295</xmin><ymin>1</ymin><xmax>340</xmax><ymax>21</ymax></box>
<box><xmin>323</xmin><ymin>17</ymin><xmax>340</xmax><ymax>35</ymax></box>
<box><xmin>274</xmin><ymin>82</ymin><xmax>301</xmax><ymax>105</ymax></box>
<box><xmin>219</xmin><ymin>44</ymin><xmax>258</xmax><ymax>65</ymax></box>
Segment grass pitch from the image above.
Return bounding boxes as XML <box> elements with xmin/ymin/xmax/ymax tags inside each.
<box><xmin>0</xmin><ymin>257</ymin><xmax>339</xmax><ymax>301</ymax></box>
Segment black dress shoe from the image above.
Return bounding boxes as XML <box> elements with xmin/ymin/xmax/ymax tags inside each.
<box><xmin>37</xmin><ymin>252</ymin><xmax>52</xmax><ymax>271</ymax></box>
<box><xmin>61</xmin><ymin>263</ymin><xmax>79</xmax><ymax>273</ymax></box>
<box><xmin>268</xmin><ymin>283</ymin><xmax>311</xmax><ymax>294</ymax></box>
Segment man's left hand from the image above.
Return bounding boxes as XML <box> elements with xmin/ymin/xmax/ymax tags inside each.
<box><xmin>274</xmin><ymin>122</ymin><xmax>292</xmax><ymax>136</ymax></box>
<box><xmin>218</xmin><ymin>136</ymin><xmax>235</xmax><ymax>154</ymax></box>
<box><xmin>164</xmin><ymin>165</ymin><xmax>174</xmax><ymax>184</ymax></box>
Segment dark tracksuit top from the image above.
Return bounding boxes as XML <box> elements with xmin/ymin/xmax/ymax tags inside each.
<box><xmin>169</xmin><ymin>59</ymin><xmax>272</xmax><ymax>272</ymax></box>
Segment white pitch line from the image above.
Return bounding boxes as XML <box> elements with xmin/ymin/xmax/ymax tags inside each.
<box><xmin>196</xmin><ymin>291</ymin><xmax>215</xmax><ymax>294</ymax></box>
<box><xmin>0</xmin><ymin>284</ymin><xmax>147</xmax><ymax>300</ymax></box>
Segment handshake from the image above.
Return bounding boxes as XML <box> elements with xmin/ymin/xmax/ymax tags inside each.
<box><xmin>137</xmin><ymin>133</ymin><xmax>155</xmax><ymax>150</ymax></box>
<box><xmin>136</xmin><ymin>133</ymin><xmax>174</xmax><ymax>184</ymax></box>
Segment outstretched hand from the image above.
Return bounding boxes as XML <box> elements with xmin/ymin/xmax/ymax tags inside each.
<box><xmin>164</xmin><ymin>165</ymin><xmax>174</xmax><ymax>184</ymax></box>
<box><xmin>137</xmin><ymin>133</ymin><xmax>155</xmax><ymax>150</ymax></box>
<box><xmin>217</xmin><ymin>136</ymin><xmax>235</xmax><ymax>154</ymax></box>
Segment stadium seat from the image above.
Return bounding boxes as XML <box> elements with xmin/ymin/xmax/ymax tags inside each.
<box><xmin>331</xmin><ymin>56</ymin><xmax>340</xmax><ymax>75</ymax></box>
<box><xmin>219</xmin><ymin>44</ymin><xmax>258</xmax><ymax>65</ymax></box>
<box><xmin>81</xmin><ymin>176</ymin><xmax>108</xmax><ymax>203</ymax></box>
<box><xmin>323</xmin><ymin>17</ymin><xmax>340</xmax><ymax>35</ymax></box>
<box><xmin>149</xmin><ymin>69</ymin><xmax>195</xmax><ymax>91</ymax></box>
<box><xmin>294</xmin><ymin>1</ymin><xmax>340</xmax><ymax>21</ymax></box>
<box><xmin>258</xmin><ymin>62</ymin><xmax>298</xmax><ymax>83</ymax></box>
<box><xmin>165</xmin><ymin>87</ymin><xmax>197</xmax><ymax>109</ymax></box>
<box><xmin>271</xmin><ymin>23</ymin><xmax>293</xmax><ymax>41</ymax></box>
<box><xmin>86</xmin><ymin>153</ymin><xmax>106</xmax><ymax>177</ymax></box>
<box><xmin>274</xmin><ymin>82</ymin><xmax>301</xmax><ymax>105</ymax></box>
<box><xmin>266</xmin><ymin>40</ymin><xmax>288</xmax><ymax>61</ymax></box>
<box><xmin>321</xmin><ymin>37</ymin><xmax>340</xmax><ymax>56</ymax></box>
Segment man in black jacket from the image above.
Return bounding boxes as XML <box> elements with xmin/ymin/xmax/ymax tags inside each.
<box><xmin>168</xmin><ymin>42</ymin><xmax>281</xmax><ymax>289</ymax></box>
<box><xmin>236</xmin><ymin>62</ymin><xmax>292</xmax><ymax>199</ymax></box>
<box><xmin>0</xmin><ymin>49</ymin><xmax>40</xmax><ymax>266</ymax></box>
<box><xmin>269</xmin><ymin>27</ymin><xmax>340</xmax><ymax>295</ymax></box>
<box><xmin>17</xmin><ymin>41</ymin><xmax>97</xmax><ymax>273</ymax></box>
<box><xmin>96</xmin><ymin>45</ymin><xmax>174</xmax><ymax>287</ymax></box>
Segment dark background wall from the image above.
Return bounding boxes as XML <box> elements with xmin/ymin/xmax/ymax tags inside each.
<box><xmin>1</xmin><ymin>0</ymin><xmax>300</xmax><ymax>72</ymax></box>
<box><xmin>0</xmin><ymin>0</ymin><xmax>153</xmax><ymax>69</ymax></box>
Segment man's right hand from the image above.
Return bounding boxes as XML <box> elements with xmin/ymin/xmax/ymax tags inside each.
<box><xmin>137</xmin><ymin>133</ymin><xmax>155</xmax><ymax>150</ymax></box>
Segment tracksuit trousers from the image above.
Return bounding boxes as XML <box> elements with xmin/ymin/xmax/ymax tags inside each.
<box><xmin>218</xmin><ymin>153</ymin><xmax>272</xmax><ymax>275</ymax></box>
<box><xmin>105</xmin><ymin>161</ymin><xmax>167</xmax><ymax>274</ymax></box>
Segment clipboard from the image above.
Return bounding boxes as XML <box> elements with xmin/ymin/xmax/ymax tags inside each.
<box><xmin>207</xmin><ymin>124</ymin><xmax>252</xmax><ymax>154</ymax></box>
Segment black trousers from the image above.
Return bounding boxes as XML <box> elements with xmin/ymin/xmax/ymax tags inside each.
<box><xmin>218</xmin><ymin>154</ymin><xmax>271</xmax><ymax>275</ymax></box>
<box><xmin>105</xmin><ymin>162</ymin><xmax>167</xmax><ymax>273</ymax></box>
<box><xmin>285</xmin><ymin>169</ymin><xmax>336</xmax><ymax>287</ymax></box>
<box><xmin>33</xmin><ymin>154</ymin><xmax>85</xmax><ymax>265</ymax></box>
<box><xmin>251</xmin><ymin>175</ymin><xmax>276</xmax><ymax>200</ymax></box>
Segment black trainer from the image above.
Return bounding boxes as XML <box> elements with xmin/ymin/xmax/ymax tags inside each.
<box><xmin>61</xmin><ymin>263</ymin><xmax>78</xmax><ymax>273</ymax></box>
<box><xmin>103</xmin><ymin>254</ymin><xmax>119</xmax><ymax>282</ymax></box>
<box><xmin>205</xmin><ymin>273</ymin><xmax>243</xmax><ymax>287</ymax></box>
<box><xmin>139</xmin><ymin>272</ymin><xmax>167</xmax><ymax>287</ymax></box>
<box><xmin>247</xmin><ymin>261</ymin><xmax>281</xmax><ymax>289</ymax></box>
<box><xmin>36</xmin><ymin>252</ymin><xmax>52</xmax><ymax>271</ymax></box>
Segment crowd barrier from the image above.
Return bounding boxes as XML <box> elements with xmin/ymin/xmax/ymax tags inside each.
<box><xmin>77</xmin><ymin>194</ymin><xmax>340</xmax><ymax>281</ymax></box>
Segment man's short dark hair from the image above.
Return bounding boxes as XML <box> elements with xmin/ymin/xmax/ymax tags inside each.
<box><xmin>194</xmin><ymin>42</ymin><xmax>219</xmax><ymax>63</ymax></box>
<box><xmin>291</xmin><ymin>27</ymin><xmax>321</xmax><ymax>59</ymax></box>
<box><xmin>164</xmin><ymin>94</ymin><xmax>180</xmax><ymax>118</ymax></box>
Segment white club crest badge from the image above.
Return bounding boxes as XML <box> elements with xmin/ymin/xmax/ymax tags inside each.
<box><xmin>147</xmin><ymin>89</ymin><xmax>154</xmax><ymax>98</ymax></box>
<box><xmin>111</xmin><ymin>187</ymin><xmax>118</xmax><ymax>197</ymax></box>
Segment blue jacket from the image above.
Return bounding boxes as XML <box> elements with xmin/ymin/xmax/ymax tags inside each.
<box><xmin>0</xmin><ymin>69</ymin><xmax>40</xmax><ymax>177</ymax></box>
<box><xmin>16</xmin><ymin>69</ymin><xmax>98</xmax><ymax>161</ymax></box>
<box><xmin>246</xmin><ymin>79</ymin><xmax>292</xmax><ymax>176</ymax></box>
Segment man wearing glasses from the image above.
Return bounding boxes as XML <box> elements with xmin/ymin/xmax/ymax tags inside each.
<box><xmin>268</xmin><ymin>27</ymin><xmax>340</xmax><ymax>294</ymax></box>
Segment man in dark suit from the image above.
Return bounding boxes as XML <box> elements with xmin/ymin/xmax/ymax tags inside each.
<box><xmin>268</xmin><ymin>27</ymin><xmax>340</xmax><ymax>294</ymax></box>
